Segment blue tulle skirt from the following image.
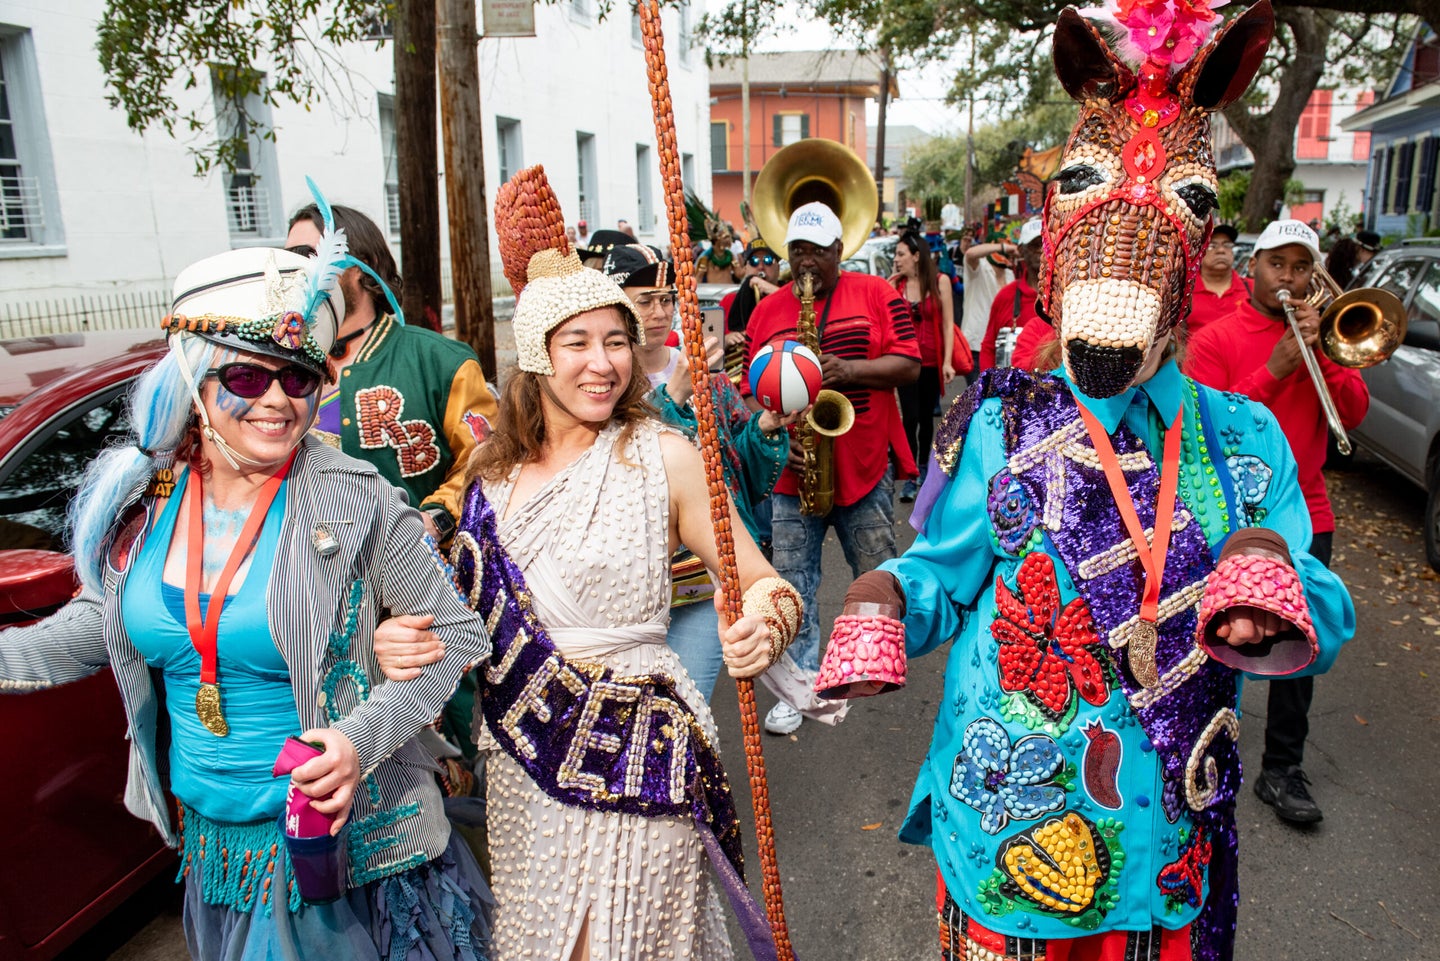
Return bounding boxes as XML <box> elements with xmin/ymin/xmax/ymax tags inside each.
<box><xmin>182</xmin><ymin>828</ymin><xmax>494</xmax><ymax>961</ymax></box>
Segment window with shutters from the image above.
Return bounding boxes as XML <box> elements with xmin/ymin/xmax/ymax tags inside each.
<box><xmin>710</xmin><ymin>121</ymin><xmax>728</xmax><ymax>172</ymax></box>
<box><xmin>1296</xmin><ymin>90</ymin><xmax>1332</xmax><ymax>160</ymax></box>
<box><xmin>378</xmin><ymin>94</ymin><xmax>400</xmax><ymax>237</ymax></box>
<box><xmin>1367</xmin><ymin>148</ymin><xmax>1384</xmax><ymax>226</ymax></box>
<box><xmin>1416</xmin><ymin>137</ymin><xmax>1440</xmax><ymax>213</ymax></box>
<box><xmin>773</xmin><ymin>112</ymin><xmax>808</xmax><ymax>147</ymax></box>
<box><xmin>1352</xmin><ymin>91</ymin><xmax>1375</xmax><ymax>161</ymax></box>
<box><xmin>497</xmin><ymin>117</ymin><xmax>522</xmax><ymax>184</ymax></box>
<box><xmin>576</xmin><ymin>132</ymin><xmax>598</xmax><ymax>224</ymax></box>
<box><xmin>0</xmin><ymin>27</ymin><xmax>61</xmax><ymax>251</ymax></box>
<box><xmin>1382</xmin><ymin>146</ymin><xmax>1396</xmax><ymax>214</ymax></box>
<box><xmin>1395</xmin><ymin>141</ymin><xmax>1417</xmax><ymax>214</ymax></box>
<box><xmin>636</xmin><ymin>144</ymin><xmax>654</xmax><ymax>231</ymax></box>
<box><xmin>212</xmin><ymin>65</ymin><xmax>283</xmax><ymax>241</ymax></box>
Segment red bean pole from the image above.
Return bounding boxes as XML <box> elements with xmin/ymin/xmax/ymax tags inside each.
<box><xmin>638</xmin><ymin>3</ymin><xmax>795</xmax><ymax>958</ymax></box>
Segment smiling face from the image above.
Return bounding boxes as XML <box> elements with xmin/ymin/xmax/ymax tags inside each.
<box><xmin>199</xmin><ymin>347</ymin><xmax>319</xmax><ymax>470</ymax></box>
<box><xmin>543</xmin><ymin>307</ymin><xmax>634</xmax><ymax>425</ymax></box>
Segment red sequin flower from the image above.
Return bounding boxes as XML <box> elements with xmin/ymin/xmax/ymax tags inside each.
<box><xmin>992</xmin><ymin>553</ymin><xmax>1111</xmax><ymax>721</ymax></box>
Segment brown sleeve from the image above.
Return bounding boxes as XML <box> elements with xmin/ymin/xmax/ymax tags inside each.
<box><xmin>842</xmin><ymin>570</ymin><xmax>906</xmax><ymax>617</ymax></box>
<box><xmin>1218</xmin><ymin>527</ymin><xmax>1293</xmax><ymax>566</ymax></box>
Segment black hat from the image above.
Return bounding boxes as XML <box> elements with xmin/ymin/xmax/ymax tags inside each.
<box><xmin>1355</xmin><ymin>230</ymin><xmax>1382</xmax><ymax>252</ymax></box>
<box><xmin>578</xmin><ymin>229</ymin><xmax>633</xmax><ymax>261</ymax></box>
<box><xmin>1211</xmin><ymin>223</ymin><xmax>1239</xmax><ymax>243</ymax></box>
<box><xmin>601</xmin><ymin>244</ymin><xmax>673</xmax><ymax>288</ymax></box>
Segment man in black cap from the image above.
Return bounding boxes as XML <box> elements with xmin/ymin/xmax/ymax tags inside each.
<box><xmin>1355</xmin><ymin>229</ymin><xmax>1382</xmax><ymax>268</ymax></box>
<box><xmin>1188</xmin><ymin>223</ymin><xmax>1249</xmax><ymax>334</ymax></box>
<box><xmin>577</xmin><ymin>228</ymin><xmax>634</xmax><ymax>269</ymax></box>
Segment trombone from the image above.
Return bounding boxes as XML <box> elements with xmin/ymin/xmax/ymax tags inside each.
<box><xmin>1275</xmin><ymin>266</ymin><xmax>1406</xmax><ymax>455</ymax></box>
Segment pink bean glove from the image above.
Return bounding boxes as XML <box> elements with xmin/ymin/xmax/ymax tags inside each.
<box><xmin>1196</xmin><ymin>552</ymin><xmax>1317</xmax><ymax>675</ymax></box>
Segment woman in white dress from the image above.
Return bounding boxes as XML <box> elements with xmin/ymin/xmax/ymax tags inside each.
<box><xmin>378</xmin><ymin>166</ymin><xmax>802</xmax><ymax>961</ymax></box>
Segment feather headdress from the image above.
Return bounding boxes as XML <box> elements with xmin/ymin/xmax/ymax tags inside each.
<box><xmin>494</xmin><ymin>165</ymin><xmax>642</xmax><ymax>375</ymax></box>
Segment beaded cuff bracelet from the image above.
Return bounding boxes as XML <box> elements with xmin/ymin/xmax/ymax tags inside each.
<box><xmin>815</xmin><ymin>603</ymin><xmax>907</xmax><ymax>699</ymax></box>
<box><xmin>742</xmin><ymin>576</ymin><xmax>803</xmax><ymax>666</ymax></box>
<box><xmin>1195</xmin><ymin>552</ymin><xmax>1317</xmax><ymax>676</ymax></box>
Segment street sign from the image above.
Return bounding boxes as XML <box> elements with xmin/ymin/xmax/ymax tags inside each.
<box><xmin>481</xmin><ymin>0</ymin><xmax>536</xmax><ymax>37</ymax></box>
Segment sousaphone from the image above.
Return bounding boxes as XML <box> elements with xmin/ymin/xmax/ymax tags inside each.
<box><xmin>752</xmin><ymin>138</ymin><xmax>878</xmax><ymax>260</ymax></box>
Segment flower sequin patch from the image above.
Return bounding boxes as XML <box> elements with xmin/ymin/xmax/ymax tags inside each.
<box><xmin>992</xmin><ymin>553</ymin><xmax>1112</xmax><ymax>726</ymax></box>
<box><xmin>1157</xmin><ymin>825</ymin><xmax>1211</xmax><ymax>912</ymax></box>
<box><xmin>1226</xmin><ymin>453</ymin><xmax>1272</xmax><ymax>524</ymax></box>
<box><xmin>949</xmin><ymin>717</ymin><xmax>1068</xmax><ymax>835</ymax></box>
<box><xmin>988</xmin><ymin>470</ymin><xmax>1040</xmax><ymax>555</ymax></box>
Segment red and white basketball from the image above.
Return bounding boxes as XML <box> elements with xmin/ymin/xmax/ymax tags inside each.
<box><xmin>749</xmin><ymin>340</ymin><xmax>822</xmax><ymax>415</ymax></box>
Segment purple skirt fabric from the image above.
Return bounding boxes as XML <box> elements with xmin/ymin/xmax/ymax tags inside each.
<box><xmin>183</xmin><ymin>829</ymin><xmax>494</xmax><ymax>961</ymax></box>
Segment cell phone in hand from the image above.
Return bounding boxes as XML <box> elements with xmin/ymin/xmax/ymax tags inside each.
<box><xmin>701</xmin><ymin>306</ymin><xmax>725</xmax><ymax>372</ymax></box>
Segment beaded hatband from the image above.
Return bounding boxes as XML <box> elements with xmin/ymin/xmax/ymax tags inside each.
<box><xmin>815</xmin><ymin>606</ymin><xmax>907</xmax><ymax>698</ymax></box>
<box><xmin>741</xmin><ymin>576</ymin><xmax>803</xmax><ymax>666</ymax></box>
<box><xmin>161</xmin><ymin>311</ymin><xmax>329</xmax><ymax>369</ymax></box>
<box><xmin>1195</xmin><ymin>553</ymin><xmax>1316</xmax><ymax>675</ymax></box>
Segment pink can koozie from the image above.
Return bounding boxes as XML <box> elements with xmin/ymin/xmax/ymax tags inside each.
<box><xmin>272</xmin><ymin>736</ymin><xmax>348</xmax><ymax>903</ymax></box>
<box><xmin>815</xmin><ymin>603</ymin><xmax>908</xmax><ymax>699</ymax></box>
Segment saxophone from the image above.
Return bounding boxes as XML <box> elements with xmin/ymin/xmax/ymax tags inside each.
<box><xmin>795</xmin><ymin>273</ymin><xmax>855</xmax><ymax>517</ymax></box>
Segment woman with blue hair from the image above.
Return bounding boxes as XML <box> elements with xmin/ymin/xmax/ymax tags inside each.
<box><xmin>0</xmin><ymin>225</ymin><xmax>495</xmax><ymax>959</ymax></box>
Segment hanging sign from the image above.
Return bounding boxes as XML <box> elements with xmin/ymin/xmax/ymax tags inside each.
<box><xmin>482</xmin><ymin>0</ymin><xmax>536</xmax><ymax>37</ymax></box>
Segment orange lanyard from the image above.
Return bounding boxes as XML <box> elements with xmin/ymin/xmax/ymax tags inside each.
<box><xmin>183</xmin><ymin>454</ymin><xmax>293</xmax><ymax>734</ymax></box>
<box><xmin>1076</xmin><ymin>400</ymin><xmax>1182</xmax><ymax>686</ymax></box>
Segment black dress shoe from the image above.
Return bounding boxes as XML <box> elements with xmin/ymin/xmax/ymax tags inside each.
<box><xmin>1254</xmin><ymin>765</ymin><xmax>1323</xmax><ymax>824</ymax></box>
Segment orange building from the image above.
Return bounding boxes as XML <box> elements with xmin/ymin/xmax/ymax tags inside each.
<box><xmin>709</xmin><ymin>50</ymin><xmax>898</xmax><ymax>238</ymax></box>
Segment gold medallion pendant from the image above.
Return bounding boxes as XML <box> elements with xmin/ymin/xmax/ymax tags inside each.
<box><xmin>196</xmin><ymin>682</ymin><xmax>230</xmax><ymax>737</ymax></box>
<box><xmin>1129</xmin><ymin>619</ymin><xmax>1160</xmax><ymax>689</ymax></box>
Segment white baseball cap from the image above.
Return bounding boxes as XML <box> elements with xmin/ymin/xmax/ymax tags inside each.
<box><xmin>1253</xmin><ymin>220</ymin><xmax>1322</xmax><ymax>262</ymax></box>
<box><xmin>785</xmin><ymin>202</ymin><xmax>844</xmax><ymax>249</ymax></box>
<box><xmin>1018</xmin><ymin>217</ymin><xmax>1044</xmax><ymax>247</ymax></box>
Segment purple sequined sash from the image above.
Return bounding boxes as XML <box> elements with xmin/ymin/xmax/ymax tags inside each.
<box><xmin>452</xmin><ymin>483</ymin><xmax>779</xmax><ymax>961</ymax></box>
<box><xmin>925</xmin><ymin>369</ymin><xmax>1241</xmax><ymax>961</ymax></box>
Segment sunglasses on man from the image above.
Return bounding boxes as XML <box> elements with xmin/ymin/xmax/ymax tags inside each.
<box><xmin>208</xmin><ymin>362</ymin><xmax>324</xmax><ymax>399</ymax></box>
<box><xmin>746</xmin><ymin>252</ymin><xmax>778</xmax><ymax>267</ymax></box>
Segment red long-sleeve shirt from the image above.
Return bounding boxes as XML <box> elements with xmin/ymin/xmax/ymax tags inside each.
<box><xmin>980</xmin><ymin>278</ymin><xmax>1039</xmax><ymax>368</ymax></box>
<box><xmin>1186</xmin><ymin>270</ymin><xmax>1249</xmax><ymax>335</ymax></box>
<box><xmin>1184</xmin><ymin>299</ymin><xmax>1369</xmax><ymax>533</ymax></box>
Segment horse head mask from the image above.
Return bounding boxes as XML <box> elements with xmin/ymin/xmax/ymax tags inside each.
<box><xmin>1041</xmin><ymin>0</ymin><xmax>1273</xmax><ymax>397</ymax></box>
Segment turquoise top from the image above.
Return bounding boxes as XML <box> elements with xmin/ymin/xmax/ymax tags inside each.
<box><xmin>122</xmin><ymin>468</ymin><xmax>298</xmax><ymax>824</ymax></box>
<box><xmin>881</xmin><ymin>360</ymin><xmax>1355</xmax><ymax>939</ymax></box>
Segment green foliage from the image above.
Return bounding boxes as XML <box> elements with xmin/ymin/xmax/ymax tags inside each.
<box><xmin>1283</xmin><ymin>177</ymin><xmax>1307</xmax><ymax>209</ymax></box>
<box><xmin>97</xmin><ymin>0</ymin><xmax>395</xmax><ymax>177</ymax></box>
<box><xmin>1324</xmin><ymin>192</ymin><xmax>1360</xmax><ymax>235</ymax></box>
<box><xmin>1217</xmin><ymin>171</ymin><xmax>1249</xmax><ymax>225</ymax></box>
<box><xmin>902</xmin><ymin>103</ymin><xmax>1074</xmax><ymax>209</ymax></box>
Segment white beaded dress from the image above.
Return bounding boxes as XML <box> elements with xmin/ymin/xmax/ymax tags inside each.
<box><xmin>478</xmin><ymin>420</ymin><xmax>733</xmax><ymax>961</ymax></box>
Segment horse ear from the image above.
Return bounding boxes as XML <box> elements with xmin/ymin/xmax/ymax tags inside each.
<box><xmin>1053</xmin><ymin>7</ymin><xmax>1135</xmax><ymax>102</ymax></box>
<box><xmin>1178</xmin><ymin>0</ymin><xmax>1274</xmax><ymax>109</ymax></box>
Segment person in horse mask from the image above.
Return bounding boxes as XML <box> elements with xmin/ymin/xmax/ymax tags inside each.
<box><xmin>820</xmin><ymin>4</ymin><xmax>1355</xmax><ymax>960</ymax></box>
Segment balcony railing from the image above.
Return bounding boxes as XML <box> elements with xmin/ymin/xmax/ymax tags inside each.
<box><xmin>226</xmin><ymin>184</ymin><xmax>271</xmax><ymax>237</ymax></box>
<box><xmin>0</xmin><ymin>174</ymin><xmax>44</xmax><ymax>243</ymax></box>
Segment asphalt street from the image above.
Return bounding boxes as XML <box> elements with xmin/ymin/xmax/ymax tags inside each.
<box><xmin>65</xmin><ymin>449</ymin><xmax>1439</xmax><ymax>961</ymax></box>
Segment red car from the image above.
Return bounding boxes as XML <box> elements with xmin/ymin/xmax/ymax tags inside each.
<box><xmin>0</xmin><ymin>329</ymin><xmax>175</xmax><ymax>960</ymax></box>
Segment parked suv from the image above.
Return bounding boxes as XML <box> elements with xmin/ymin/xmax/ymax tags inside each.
<box><xmin>1346</xmin><ymin>240</ymin><xmax>1440</xmax><ymax>571</ymax></box>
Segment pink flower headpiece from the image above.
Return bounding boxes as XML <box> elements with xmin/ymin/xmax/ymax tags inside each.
<box><xmin>1078</xmin><ymin>0</ymin><xmax>1228</xmax><ymax>67</ymax></box>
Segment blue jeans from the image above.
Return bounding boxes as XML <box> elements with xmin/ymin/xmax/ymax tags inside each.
<box><xmin>667</xmin><ymin>600</ymin><xmax>723</xmax><ymax>703</ymax></box>
<box><xmin>770</xmin><ymin>467</ymin><xmax>898</xmax><ymax>674</ymax></box>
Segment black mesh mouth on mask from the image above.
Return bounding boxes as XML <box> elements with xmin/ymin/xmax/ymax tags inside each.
<box><xmin>1065</xmin><ymin>340</ymin><xmax>1145</xmax><ymax>399</ymax></box>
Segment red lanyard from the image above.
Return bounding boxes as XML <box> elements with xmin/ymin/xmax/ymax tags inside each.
<box><xmin>183</xmin><ymin>453</ymin><xmax>294</xmax><ymax>735</ymax></box>
<box><xmin>1076</xmin><ymin>400</ymin><xmax>1182</xmax><ymax>687</ymax></box>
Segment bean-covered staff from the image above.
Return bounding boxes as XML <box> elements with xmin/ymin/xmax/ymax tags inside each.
<box><xmin>637</xmin><ymin>3</ymin><xmax>797</xmax><ymax>957</ymax></box>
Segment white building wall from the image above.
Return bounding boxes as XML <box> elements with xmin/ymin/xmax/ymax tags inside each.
<box><xmin>0</xmin><ymin>0</ymin><xmax>710</xmax><ymax>303</ymax></box>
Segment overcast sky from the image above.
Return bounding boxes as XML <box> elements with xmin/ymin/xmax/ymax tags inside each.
<box><xmin>747</xmin><ymin>15</ymin><xmax>973</xmax><ymax>136</ymax></box>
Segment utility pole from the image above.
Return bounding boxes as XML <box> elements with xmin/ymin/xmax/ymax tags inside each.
<box><xmin>438</xmin><ymin>0</ymin><xmax>496</xmax><ymax>378</ymax></box>
<box><xmin>964</xmin><ymin>30</ymin><xmax>975</xmax><ymax>226</ymax></box>
<box><xmin>741</xmin><ymin>2</ymin><xmax>752</xmax><ymax>213</ymax></box>
<box><xmin>394</xmin><ymin>0</ymin><xmax>442</xmax><ymax>331</ymax></box>
<box><xmin>873</xmin><ymin>45</ymin><xmax>891</xmax><ymax>219</ymax></box>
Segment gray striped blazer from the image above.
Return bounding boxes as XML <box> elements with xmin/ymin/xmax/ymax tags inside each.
<box><xmin>0</xmin><ymin>437</ymin><xmax>491</xmax><ymax>883</ymax></box>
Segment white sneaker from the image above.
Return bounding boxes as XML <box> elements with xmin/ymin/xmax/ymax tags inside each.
<box><xmin>764</xmin><ymin>701</ymin><xmax>803</xmax><ymax>735</ymax></box>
